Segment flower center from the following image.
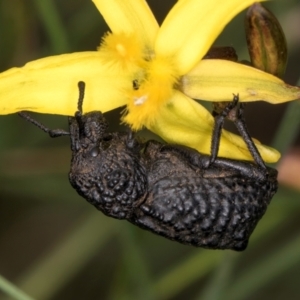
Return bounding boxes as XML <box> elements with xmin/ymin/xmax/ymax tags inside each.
<box><xmin>100</xmin><ymin>32</ymin><xmax>179</xmax><ymax>130</ymax></box>
<box><xmin>124</xmin><ymin>56</ymin><xmax>178</xmax><ymax>130</ymax></box>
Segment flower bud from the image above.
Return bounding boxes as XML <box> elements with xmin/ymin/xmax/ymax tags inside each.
<box><xmin>245</xmin><ymin>3</ymin><xmax>287</xmax><ymax>78</ymax></box>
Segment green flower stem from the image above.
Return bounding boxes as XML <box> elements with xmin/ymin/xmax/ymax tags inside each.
<box><xmin>66</xmin><ymin>4</ymin><xmax>107</xmax><ymax>48</ymax></box>
<box><xmin>9</xmin><ymin>211</ymin><xmax>115</xmax><ymax>300</ymax></box>
<box><xmin>115</xmin><ymin>226</ymin><xmax>155</xmax><ymax>300</ymax></box>
<box><xmin>154</xmin><ymin>250</ymin><xmax>223</xmax><ymax>300</ymax></box>
<box><xmin>31</xmin><ymin>0</ymin><xmax>70</xmax><ymax>53</ymax></box>
<box><xmin>195</xmin><ymin>252</ymin><xmax>238</xmax><ymax>300</ymax></box>
<box><xmin>0</xmin><ymin>275</ymin><xmax>35</xmax><ymax>300</ymax></box>
<box><xmin>226</xmin><ymin>232</ymin><xmax>300</xmax><ymax>300</ymax></box>
<box><xmin>272</xmin><ymin>100</ymin><xmax>300</xmax><ymax>155</ymax></box>
<box><xmin>105</xmin><ymin>225</ymin><xmax>155</xmax><ymax>300</ymax></box>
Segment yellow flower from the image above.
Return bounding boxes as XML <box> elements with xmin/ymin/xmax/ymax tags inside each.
<box><xmin>0</xmin><ymin>0</ymin><xmax>299</xmax><ymax>162</ymax></box>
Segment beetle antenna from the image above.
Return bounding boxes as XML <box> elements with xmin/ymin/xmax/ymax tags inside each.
<box><xmin>77</xmin><ymin>81</ymin><xmax>86</xmax><ymax>114</ymax></box>
<box><xmin>18</xmin><ymin>111</ymin><xmax>70</xmax><ymax>137</ymax></box>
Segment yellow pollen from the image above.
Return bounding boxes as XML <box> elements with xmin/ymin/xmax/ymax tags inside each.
<box><xmin>99</xmin><ymin>32</ymin><xmax>146</xmax><ymax>71</ymax></box>
<box><xmin>116</xmin><ymin>43</ymin><xmax>127</xmax><ymax>57</ymax></box>
<box><xmin>123</xmin><ymin>56</ymin><xmax>180</xmax><ymax>130</ymax></box>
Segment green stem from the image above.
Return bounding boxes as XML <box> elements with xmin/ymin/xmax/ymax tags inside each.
<box><xmin>31</xmin><ymin>0</ymin><xmax>70</xmax><ymax>53</ymax></box>
<box><xmin>116</xmin><ymin>224</ymin><xmax>157</xmax><ymax>300</ymax></box>
<box><xmin>226</xmin><ymin>233</ymin><xmax>300</xmax><ymax>300</ymax></box>
<box><xmin>9</xmin><ymin>212</ymin><xmax>115</xmax><ymax>300</ymax></box>
<box><xmin>154</xmin><ymin>251</ymin><xmax>223</xmax><ymax>299</ymax></box>
<box><xmin>272</xmin><ymin>100</ymin><xmax>300</xmax><ymax>155</ymax></box>
<box><xmin>196</xmin><ymin>252</ymin><xmax>238</xmax><ymax>300</ymax></box>
<box><xmin>0</xmin><ymin>275</ymin><xmax>35</xmax><ymax>300</ymax></box>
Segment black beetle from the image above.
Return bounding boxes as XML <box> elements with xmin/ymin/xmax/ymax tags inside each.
<box><xmin>19</xmin><ymin>81</ymin><xmax>277</xmax><ymax>251</ymax></box>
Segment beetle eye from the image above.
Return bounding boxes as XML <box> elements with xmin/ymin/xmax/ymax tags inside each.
<box><xmin>89</xmin><ymin>147</ymin><xmax>99</xmax><ymax>157</ymax></box>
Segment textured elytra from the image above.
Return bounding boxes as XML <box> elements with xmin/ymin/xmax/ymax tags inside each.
<box><xmin>133</xmin><ymin>169</ymin><xmax>277</xmax><ymax>250</ymax></box>
<box><xmin>19</xmin><ymin>82</ymin><xmax>278</xmax><ymax>251</ymax></box>
<box><xmin>68</xmin><ymin>111</ymin><xmax>277</xmax><ymax>251</ymax></box>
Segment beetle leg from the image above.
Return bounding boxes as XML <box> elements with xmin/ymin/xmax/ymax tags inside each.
<box><xmin>210</xmin><ymin>96</ymin><xmax>239</xmax><ymax>164</ymax></box>
<box><xmin>210</xmin><ymin>94</ymin><xmax>267</xmax><ymax>170</ymax></box>
<box><xmin>233</xmin><ymin>103</ymin><xmax>267</xmax><ymax>170</ymax></box>
<box><xmin>126</xmin><ymin>129</ymin><xmax>142</xmax><ymax>152</ymax></box>
<box><xmin>205</xmin><ymin>157</ymin><xmax>272</xmax><ymax>180</ymax></box>
<box><xmin>209</xmin><ymin>95</ymin><xmax>239</xmax><ymax>165</ymax></box>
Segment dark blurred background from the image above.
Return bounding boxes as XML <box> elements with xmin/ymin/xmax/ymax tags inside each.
<box><xmin>0</xmin><ymin>1</ymin><xmax>300</xmax><ymax>299</ymax></box>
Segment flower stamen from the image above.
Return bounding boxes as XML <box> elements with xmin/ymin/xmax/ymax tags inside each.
<box><xmin>123</xmin><ymin>55</ymin><xmax>179</xmax><ymax>129</ymax></box>
<box><xmin>99</xmin><ymin>32</ymin><xmax>145</xmax><ymax>72</ymax></box>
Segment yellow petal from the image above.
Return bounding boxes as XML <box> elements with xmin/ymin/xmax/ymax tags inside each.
<box><xmin>92</xmin><ymin>0</ymin><xmax>158</xmax><ymax>46</ymax></box>
<box><xmin>148</xmin><ymin>91</ymin><xmax>280</xmax><ymax>163</ymax></box>
<box><xmin>180</xmin><ymin>59</ymin><xmax>300</xmax><ymax>103</ymax></box>
<box><xmin>155</xmin><ymin>0</ymin><xmax>265</xmax><ymax>75</ymax></box>
<box><xmin>0</xmin><ymin>52</ymin><xmax>132</xmax><ymax>115</ymax></box>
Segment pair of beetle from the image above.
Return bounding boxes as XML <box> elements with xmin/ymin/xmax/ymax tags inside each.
<box><xmin>19</xmin><ymin>81</ymin><xmax>278</xmax><ymax>251</ymax></box>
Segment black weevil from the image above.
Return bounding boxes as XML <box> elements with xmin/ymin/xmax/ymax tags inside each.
<box><xmin>19</xmin><ymin>81</ymin><xmax>278</xmax><ymax>251</ymax></box>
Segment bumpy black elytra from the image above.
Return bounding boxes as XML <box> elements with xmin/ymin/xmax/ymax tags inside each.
<box><xmin>19</xmin><ymin>81</ymin><xmax>278</xmax><ymax>251</ymax></box>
